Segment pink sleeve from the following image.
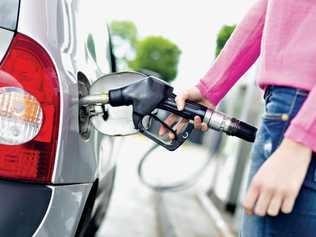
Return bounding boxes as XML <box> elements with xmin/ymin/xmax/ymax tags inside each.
<box><xmin>197</xmin><ymin>0</ymin><xmax>268</xmax><ymax>105</ymax></box>
<box><xmin>285</xmin><ymin>87</ymin><xmax>316</xmax><ymax>152</ymax></box>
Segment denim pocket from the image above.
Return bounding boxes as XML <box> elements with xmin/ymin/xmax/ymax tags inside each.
<box><xmin>261</xmin><ymin>114</ymin><xmax>288</xmax><ymax>157</ymax></box>
<box><xmin>262</xmin><ymin>89</ymin><xmax>316</xmax><ymax>191</ymax></box>
<box><xmin>250</xmin><ymin>87</ymin><xmax>316</xmax><ymax>194</ymax></box>
<box><xmin>262</xmin><ymin>93</ymin><xmax>291</xmax><ymax>147</ymax></box>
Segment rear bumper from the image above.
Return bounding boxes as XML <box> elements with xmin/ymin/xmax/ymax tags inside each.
<box><xmin>0</xmin><ymin>180</ymin><xmax>51</xmax><ymax>236</ymax></box>
<box><xmin>0</xmin><ymin>180</ymin><xmax>92</xmax><ymax>237</ymax></box>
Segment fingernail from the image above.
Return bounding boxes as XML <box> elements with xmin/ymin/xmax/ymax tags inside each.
<box><xmin>168</xmin><ymin>132</ymin><xmax>175</xmax><ymax>140</ymax></box>
<box><xmin>177</xmin><ymin>105</ymin><xmax>183</xmax><ymax>111</ymax></box>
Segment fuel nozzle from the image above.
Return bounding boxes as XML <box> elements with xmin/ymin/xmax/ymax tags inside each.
<box><xmin>79</xmin><ymin>72</ymin><xmax>257</xmax><ymax>150</ymax></box>
<box><xmin>203</xmin><ymin>110</ymin><xmax>257</xmax><ymax>143</ymax></box>
<box><xmin>79</xmin><ymin>93</ymin><xmax>109</xmax><ymax>106</ymax></box>
<box><xmin>158</xmin><ymin>95</ymin><xmax>257</xmax><ymax>143</ymax></box>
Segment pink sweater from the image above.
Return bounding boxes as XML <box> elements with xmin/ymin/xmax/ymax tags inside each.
<box><xmin>197</xmin><ymin>0</ymin><xmax>316</xmax><ymax>152</ymax></box>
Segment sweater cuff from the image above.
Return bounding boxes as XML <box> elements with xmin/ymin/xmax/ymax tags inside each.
<box><xmin>284</xmin><ymin>123</ymin><xmax>316</xmax><ymax>153</ymax></box>
<box><xmin>196</xmin><ymin>80</ymin><xmax>221</xmax><ymax>106</ymax></box>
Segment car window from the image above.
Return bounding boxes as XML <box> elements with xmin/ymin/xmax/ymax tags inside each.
<box><xmin>79</xmin><ymin>1</ymin><xmax>112</xmax><ymax>74</ymax></box>
<box><xmin>0</xmin><ymin>0</ymin><xmax>20</xmax><ymax>30</ymax></box>
<box><xmin>87</xmin><ymin>34</ymin><xmax>97</xmax><ymax>63</ymax></box>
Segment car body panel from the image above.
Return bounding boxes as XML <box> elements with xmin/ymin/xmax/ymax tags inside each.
<box><xmin>0</xmin><ymin>1</ymin><xmax>117</xmax><ymax>235</ymax></box>
<box><xmin>17</xmin><ymin>0</ymin><xmax>115</xmax><ymax>184</ymax></box>
<box><xmin>33</xmin><ymin>183</ymin><xmax>92</xmax><ymax>237</ymax></box>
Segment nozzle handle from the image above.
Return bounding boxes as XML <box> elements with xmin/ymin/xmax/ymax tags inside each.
<box><xmin>133</xmin><ymin>113</ymin><xmax>194</xmax><ymax>151</ymax></box>
<box><xmin>159</xmin><ymin>94</ymin><xmax>257</xmax><ymax>143</ymax></box>
<box><xmin>158</xmin><ymin>94</ymin><xmax>207</xmax><ymax>120</ymax></box>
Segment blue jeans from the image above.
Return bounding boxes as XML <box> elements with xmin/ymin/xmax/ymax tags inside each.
<box><xmin>241</xmin><ymin>86</ymin><xmax>316</xmax><ymax>237</ymax></box>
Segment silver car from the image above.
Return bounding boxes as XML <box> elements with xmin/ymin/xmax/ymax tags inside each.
<box><xmin>0</xmin><ymin>0</ymin><xmax>117</xmax><ymax>236</ymax></box>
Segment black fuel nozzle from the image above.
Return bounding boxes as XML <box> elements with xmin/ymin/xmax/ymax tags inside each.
<box><xmin>157</xmin><ymin>93</ymin><xmax>257</xmax><ymax>143</ymax></box>
<box><xmin>109</xmin><ymin>76</ymin><xmax>173</xmax><ymax>114</ymax></box>
<box><xmin>107</xmin><ymin>75</ymin><xmax>257</xmax><ymax>150</ymax></box>
<box><xmin>80</xmin><ymin>73</ymin><xmax>257</xmax><ymax>150</ymax></box>
<box><xmin>108</xmin><ymin>76</ymin><xmax>194</xmax><ymax>151</ymax></box>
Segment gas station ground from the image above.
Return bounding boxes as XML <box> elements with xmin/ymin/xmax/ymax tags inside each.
<box><xmin>97</xmin><ymin>135</ymin><xmax>237</xmax><ymax>237</ymax></box>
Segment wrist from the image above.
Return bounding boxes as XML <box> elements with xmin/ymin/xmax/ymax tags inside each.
<box><xmin>282</xmin><ymin>138</ymin><xmax>312</xmax><ymax>159</ymax></box>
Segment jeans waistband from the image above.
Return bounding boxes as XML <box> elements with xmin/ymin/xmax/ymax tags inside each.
<box><xmin>263</xmin><ymin>85</ymin><xmax>309</xmax><ymax>101</ymax></box>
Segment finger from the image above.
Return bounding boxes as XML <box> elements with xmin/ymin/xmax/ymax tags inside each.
<box><xmin>194</xmin><ymin>116</ymin><xmax>202</xmax><ymax>130</ymax></box>
<box><xmin>164</xmin><ymin>113</ymin><xmax>178</xmax><ymax>126</ymax></box>
<box><xmin>243</xmin><ymin>184</ymin><xmax>260</xmax><ymax>215</ymax></box>
<box><xmin>168</xmin><ymin>118</ymin><xmax>188</xmax><ymax>140</ymax></box>
<box><xmin>281</xmin><ymin>195</ymin><xmax>296</xmax><ymax>214</ymax></box>
<box><xmin>254</xmin><ymin>190</ymin><xmax>273</xmax><ymax>216</ymax></box>
<box><xmin>159</xmin><ymin>125</ymin><xmax>167</xmax><ymax>136</ymax></box>
<box><xmin>168</xmin><ymin>131</ymin><xmax>175</xmax><ymax>140</ymax></box>
<box><xmin>201</xmin><ymin>122</ymin><xmax>208</xmax><ymax>132</ymax></box>
<box><xmin>267</xmin><ymin>194</ymin><xmax>283</xmax><ymax>216</ymax></box>
<box><xmin>175</xmin><ymin>92</ymin><xmax>189</xmax><ymax>111</ymax></box>
<box><xmin>159</xmin><ymin>114</ymin><xmax>177</xmax><ymax>136</ymax></box>
<box><xmin>175</xmin><ymin>118</ymin><xmax>189</xmax><ymax>134</ymax></box>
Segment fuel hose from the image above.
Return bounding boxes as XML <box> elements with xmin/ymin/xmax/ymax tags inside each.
<box><xmin>137</xmin><ymin>143</ymin><xmax>215</xmax><ymax>192</ymax></box>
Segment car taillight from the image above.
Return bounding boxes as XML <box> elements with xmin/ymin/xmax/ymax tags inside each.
<box><xmin>0</xmin><ymin>87</ymin><xmax>43</xmax><ymax>145</ymax></box>
<box><xmin>0</xmin><ymin>33</ymin><xmax>60</xmax><ymax>183</ymax></box>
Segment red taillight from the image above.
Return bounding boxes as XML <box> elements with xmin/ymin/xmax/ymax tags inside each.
<box><xmin>0</xmin><ymin>33</ymin><xmax>60</xmax><ymax>183</ymax></box>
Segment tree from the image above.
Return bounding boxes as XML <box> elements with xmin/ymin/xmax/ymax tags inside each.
<box><xmin>110</xmin><ymin>21</ymin><xmax>138</xmax><ymax>70</ymax></box>
<box><xmin>129</xmin><ymin>36</ymin><xmax>181</xmax><ymax>82</ymax></box>
<box><xmin>110</xmin><ymin>20</ymin><xmax>138</xmax><ymax>47</ymax></box>
<box><xmin>215</xmin><ymin>25</ymin><xmax>236</xmax><ymax>57</ymax></box>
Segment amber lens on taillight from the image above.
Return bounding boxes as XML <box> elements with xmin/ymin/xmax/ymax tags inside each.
<box><xmin>0</xmin><ymin>87</ymin><xmax>43</xmax><ymax>145</ymax></box>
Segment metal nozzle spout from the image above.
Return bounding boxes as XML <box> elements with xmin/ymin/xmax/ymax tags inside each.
<box><xmin>79</xmin><ymin>92</ymin><xmax>109</xmax><ymax>106</ymax></box>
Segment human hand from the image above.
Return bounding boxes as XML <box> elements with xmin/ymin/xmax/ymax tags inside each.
<box><xmin>159</xmin><ymin>86</ymin><xmax>215</xmax><ymax>139</ymax></box>
<box><xmin>243</xmin><ymin>138</ymin><xmax>312</xmax><ymax>216</ymax></box>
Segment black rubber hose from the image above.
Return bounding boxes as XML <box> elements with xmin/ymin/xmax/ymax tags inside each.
<box><xmin>137</xmin><ymin>144</ymin><xmax>214</xmax><ymax>193</ymax></box>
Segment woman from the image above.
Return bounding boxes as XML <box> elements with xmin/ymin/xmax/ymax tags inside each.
<box><xmin>160</xmin><ymin>0</ymin><xmax>316</xmax><ymax>236</ymax></box>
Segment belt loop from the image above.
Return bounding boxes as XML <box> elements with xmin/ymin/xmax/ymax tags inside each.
<box><xmin>296</xmin><ymin>88</ymin><xmax>309</xmax><ymax>96</ymax></box>
<box><xmin>263</xmin><ymin>86</ymin><xmax>272</xmax><ymax>101</ymax></box>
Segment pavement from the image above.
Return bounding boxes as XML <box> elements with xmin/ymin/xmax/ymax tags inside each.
<box><xmin>97</xmin><ymin>135</ymin><xmax>236</xmax><ymax>237</ymax></box>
